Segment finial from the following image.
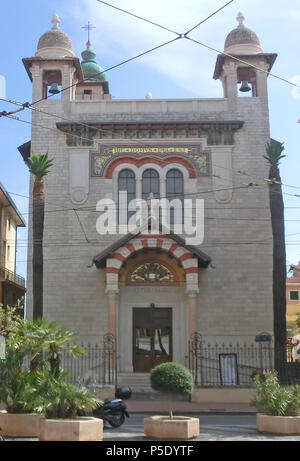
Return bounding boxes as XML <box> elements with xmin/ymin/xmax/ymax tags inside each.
<box><xmin>236</xmin><ymin>11</ymin><xmax>245</xmax><ymax>27</ymax></box>
<box><xmin>82</xmin><ymin>21</ymin><xmax>96</xmax><ymax>43</ymax></box>
<box><xmin>86</xmin><ymin>40</ymin><xmax>91</xmax><ymax>50</ymax></box>
<box><xmin>51</xmin><ymin>14</ymin><xmax>61</xmax><ymax>30</ymax></box>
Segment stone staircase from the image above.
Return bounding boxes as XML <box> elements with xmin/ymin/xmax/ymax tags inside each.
<box><xmin>116</xmin><ymin>372</ymin><xmax>188</xmax><ymax>401</ymax></box>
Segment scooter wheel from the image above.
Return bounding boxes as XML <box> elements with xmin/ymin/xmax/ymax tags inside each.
<box><xmin>108</xmin><ymin>413</ymin><xmax>125</xmax><ymax>428</ymax></box>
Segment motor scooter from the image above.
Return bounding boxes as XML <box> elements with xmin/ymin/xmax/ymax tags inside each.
<box><xmin>79</xmin><ymin>386</ymin><xmax>131</xmax><ymax>428</ymax></box>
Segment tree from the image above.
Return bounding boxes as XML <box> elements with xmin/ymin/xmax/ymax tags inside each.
<box><xmin>25</xmin><ymin>153</ymin><xmax>53</xmax><ymax>320</ymax></box>
<box><xmin>150</xmin><ymin>362</ymin><xmax>194</xmax><ymax>419</ymax></box>
<box><xmin>263</xmin><ymin>139</ymin><xmax>287</xmax><ymax>380</ymax></box>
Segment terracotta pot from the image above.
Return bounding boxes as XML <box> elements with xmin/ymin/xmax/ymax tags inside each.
<box><xmin>144</xmin><ymin>416</ymin><xmax>199</xmax><ymax>440</ymax></box>
<box><xmin>39</xmin><ymin>416</ymin><xmax>103</xmax><ymax>441</ymax></box>
<box><xmin>257</xmin><ymin>413</ymin><xmax>300</xmax><ymax>435</ymax></box>
<box><xmin>0</xmin><ymin>411</ymin><xmax>42</xmax><ymax>437</ymax></box>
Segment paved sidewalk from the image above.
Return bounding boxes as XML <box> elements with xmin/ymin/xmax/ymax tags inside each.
<box><xmin>126</xmin><ymin>400</ymin><xmax>255</xmax><ymax>413</ymax></box>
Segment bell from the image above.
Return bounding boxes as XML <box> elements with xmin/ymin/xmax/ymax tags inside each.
<box><xmin>48</xmin><ymin>83</ymin><xmax>60</xmax><ymax>95</ymax></box>
<box><xmin>239</xmin><ymin>81</ymin><xmax>251</xmax><ymax>92</ymax></box>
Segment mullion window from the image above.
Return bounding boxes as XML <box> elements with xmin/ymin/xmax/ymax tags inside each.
<box><xmin>142</xmin><ymin>169</ymin><xmax>160</xmax><ymax>200</ymax></box>
<box><xmin>166</xmin><ymin>169</ymin><xmax>184</xmax><ymax>226</ymax></box>
<box><xmin>118</xmin><ymin>169</ymin><xmax>136</xmax><ymax>223</ymax></box>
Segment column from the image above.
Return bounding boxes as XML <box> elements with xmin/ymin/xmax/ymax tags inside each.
<box><xmin>106</xmin><ymin>290</ymin><xmax>118</xmax><ymax>337</ymax></box>
<box><xmin>187</xmin><ymin>291</ymin><xmax>198</xmax><ymax>339</ymax></box>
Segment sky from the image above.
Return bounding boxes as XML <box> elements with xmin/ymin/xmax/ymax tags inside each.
<box><xmin>0</xmin><ymin>0</ymin><xmax>299</xmax><ymax>280</ymax></box>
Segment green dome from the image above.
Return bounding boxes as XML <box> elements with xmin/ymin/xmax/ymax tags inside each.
<box><xmin>81</xmin><ymin>44</ymin><xmax>106</xmax><ymax>82</ymax></box>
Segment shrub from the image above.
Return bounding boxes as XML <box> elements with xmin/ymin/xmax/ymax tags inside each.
<box><xmin>150</xmin><ymin>362</ymin><xmax>194</xmax><ymax>396</ymax></box>
<box><xmin>250</xmin><ymin>370</ymin><xmax>300</xmax><ymax>416</ymax></box>
<box><xmin>33</xmin><ymin>367</ymin><xmax>102</xmax><ymax>419</ymax></box>
<box><xmin>0</xmin><ymin>348</ymin><xmax>41</xmax><ymax>414</ymax></box>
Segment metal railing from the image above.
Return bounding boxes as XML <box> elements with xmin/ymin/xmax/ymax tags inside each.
<box><xmin>61</xmin><ymin>334</ymin><xmax>116</xmax><ymax>387</ymax></box>
<box><xmin>188</xmin><ymin>333</ymin><xmax>300</xmax><ymax>387</ymax></box>
<box><xmin>0</xmin><ymin>265</ymin><xmax>25</xmax><ymax>288</ymax></box>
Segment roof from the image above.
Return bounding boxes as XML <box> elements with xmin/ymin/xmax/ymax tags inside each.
<box><xmin>224</xmin><ymin>26</ymin><xmax>261</xmax><ymax>50</ymax></box>
<box><xmin>37</xmin><ymin>29</ymin><xmax>73</xmax><ymax>53</ymax></box>
<box><xmin>93</xmin><ymin>229</ymin><xmax>212</xmax><ymax>269</ymax></box>
<box><xmin>213</xmin><ymin>53</ymin><xmax>278</xmax><ymax>80</ymax></box>
<box><xmin>22</xmin><ymin>57</ymin><xmax>84</xmax><ymax>82</ymax></box>
<box><xmin>18</xmin><ymin>141</ymin><xmax>31</xmax><ymax>163</ymax></box>
<box><xmin>0</xmin><ymin>182</ymin><xmax>26</xmax><ymax>227</ymax></box>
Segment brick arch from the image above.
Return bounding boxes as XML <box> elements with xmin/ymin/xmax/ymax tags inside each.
<box><xmin>104</xmin><ymin>156</ymin><xmax>196</xmax><ymax>179</ymax></box>
<box><xmin>106</xmin><ymin>235</ymin><xmax>199</xmax><ymax>292</ymax></box>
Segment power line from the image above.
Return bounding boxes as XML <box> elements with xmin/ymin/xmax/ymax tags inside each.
<box><xmin>32</xmin><ymin>37</ymin><xmax>180</xmax><ymax>105</ymax></box>
<box><xmin>96</xmin><ymin>0</ymin><xmax>234</xmax><ymax>37</ymax></box>
<box><xmin>3</xmin><ymin>99</ymin><xmax>284</xmax><ymax>192</ymax></box>
<box><xmin>185</xmin><ymin>36</ymin><xmax>300</xmax><ymax>89</ymax></box>
<box><xmin>7</xmin><ymin>109</ymin><xmax>299</xmax><ymax>199</ymax></box>
<box><xmin>95</xmin><ymin>0</ymin><xmax>181</xmax><ymax>36</ymax></box>
<box><xmin>184</xmin><ymin>0</ymin><xmax>234</xmax><ymax>35</ymax></box>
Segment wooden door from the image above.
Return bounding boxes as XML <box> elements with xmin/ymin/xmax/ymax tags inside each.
<box><xmin>133</xmin><ymin>308</ymin><xmax>172</xmax><ymax>372</ymax></box>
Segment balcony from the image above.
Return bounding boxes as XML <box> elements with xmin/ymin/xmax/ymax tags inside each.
<box><xmin>0</xmin><ymin>265</ymin><xmax>26</xmax><ymax>289</ymax></box>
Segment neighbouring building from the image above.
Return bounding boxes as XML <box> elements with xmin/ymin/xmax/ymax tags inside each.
<box><xmin>20</xmin><ymin>12</ymin><xmax>278</xmax><ymax>384</ymax></box>
<box><xmin>0</xmin><ymin>182</ymin><xmax>26</xmax><ymax>313</ymax></box>
<box><xmin>286</xmin><ymin>262</ymin><xmax>300</xmax><ymax>338</ymax></box>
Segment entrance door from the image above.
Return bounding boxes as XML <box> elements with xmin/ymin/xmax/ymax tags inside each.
<box><xmin>133</xmin><ymin>308</ymin><xmax>172</xmax><ymax>372</ymax></box>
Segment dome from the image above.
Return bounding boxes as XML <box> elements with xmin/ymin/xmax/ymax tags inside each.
<box><xmin>81</xmin><ymin>41</ymin><xmax>106</xmax><ymax>81</ymax></box>
<box><xmin>36</xmin><ymin>14</ymin><xmax>74</xmax><ymax>58</ymax></box>
<box><xmin>224</xmin><ymin>12</ymin><xmax>263</xmax><ymax>55</ymax></box>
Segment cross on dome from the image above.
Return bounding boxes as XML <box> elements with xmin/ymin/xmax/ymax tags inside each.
<box><xmin>236</xmin><ymin>11</ymin><xmax>245</xmax><ymax>27</ymax></box>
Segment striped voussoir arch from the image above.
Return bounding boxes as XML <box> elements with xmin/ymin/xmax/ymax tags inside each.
<box><xmin>106</xmin><ymin>235</ymin><xmax>199</xmax><ymax>290</ymax></box>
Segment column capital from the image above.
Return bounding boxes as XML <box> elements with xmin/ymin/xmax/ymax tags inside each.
<box><xmin>105</xmin><ymin>288</ymin><xmax>119</xmax><ymax>295</ymax></box>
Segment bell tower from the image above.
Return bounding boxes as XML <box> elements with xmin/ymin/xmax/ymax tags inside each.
<box><xmin>23</xmin><ymin>14</ymin><xmax>83</xmax><ymax>103</ymax></box>
<box><xmin>213</xmin><ymin>12</ymin><xmax>277</xmax><ymax>106</ymax></box>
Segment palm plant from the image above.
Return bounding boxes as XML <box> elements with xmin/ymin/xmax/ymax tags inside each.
<box><xmin>18</xmin><ymin>319</ymin><xmax>85</xmax><ymax>377</ymax></box>
<box><xmin>250</xmin><ymin>370</ymin><xmax>300</xmax><ymax>416</ymax></box>
<box><xmin>33</xmin><ymin>366</ymin><xmax>102</xmax><ymax>419</ymax></box>
<box><xmin>0</xmin><ymin>343</ymin><xmax>41</xmax><ymax>414</ymax></box>
<box><xmin>264</xmin><ymin>139</ymin><xmax>287</xmax><ymax>380</ymax></box>
<box><xmin>25</xmin><ymin>153</ymin><xmax>53</xmax><ymax>320</ymax></box>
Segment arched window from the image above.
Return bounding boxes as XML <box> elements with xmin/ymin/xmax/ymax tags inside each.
<box><xmin>142</xmin><ymin>169</ymin><xmax>160</xmax><ymax>200</ymax></box>
<box><xmin>118</xmin><ymin>169</ymin><xmax>136</xmax><ymax>223</ymax></box>
<box><xmin>166</xmin><ymin>169</ymin><xmax>184</xmax><ymax>226</ymax></box>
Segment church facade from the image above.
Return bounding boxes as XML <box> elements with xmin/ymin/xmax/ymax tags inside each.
<box><xmin>22</xmin><ymin>13</ymin><xmax>277</xmax><ymax>375</ymax></box>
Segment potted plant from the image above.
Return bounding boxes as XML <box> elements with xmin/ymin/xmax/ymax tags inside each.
<box><xmin>35</xmin><ymin>366</ymin><xmax>104</xmax><ymax>441</ymax></box>
<box><xmin>144</xmin><ymin>362</ymin><xmax>199</xmax><ymax>440</ymax></box>
<box><xmin>0</xmin><ymin>305</ymin><xmax>43</xmax><ymax>437</ymax></box>
<box><xmin>251</xmin><ymin>370</ymin><xmax>300</xmax><ymax>435</ymax></box>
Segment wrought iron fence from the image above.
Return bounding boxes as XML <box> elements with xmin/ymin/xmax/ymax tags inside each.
<box><xmin>188</xmin><ymin>333</ymin><xmax>300</xmax><ymax>387</ymax></box>
<box><xmin>60</xmin><ymin>334</ymin><xmax>116</xmax><ymax>387</ymax></box>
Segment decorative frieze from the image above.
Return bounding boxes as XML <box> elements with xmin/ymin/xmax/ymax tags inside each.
<box><xmin>90</xmin><ymin>144</ymin><xmax>210</xmax><ymax>178</ymax></box>
<box><xmin>56</xmin><ymin>121</ymin><xmax>243</xmax><ymax>147</ymax></box>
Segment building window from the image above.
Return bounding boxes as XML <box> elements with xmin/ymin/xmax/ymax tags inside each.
<box><xmin>118</xmin><ymin>169</ymin><xmax>136</xmax><ymax>223</ymax></box>
<box><xmin>166</xmin><ymin>169</ymin><xmax>184</xmax><ymax>225</ymax></box>
<box><xmin>130</xmin><ymin>262</ymin><xmax>174</xmax><ymax>283</ymax></box>
<box><xmin>142</xmin><ymin>169</ymin><xmax>160</xmax><ymax>200</ymax></box>
<box><xmin>290</xmin><ymin>291</ymin><xmax>299</xmax><ymax>301</ymax></box>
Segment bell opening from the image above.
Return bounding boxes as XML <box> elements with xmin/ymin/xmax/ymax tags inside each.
<box><xmin>42</xmin><ymin>70</ymin><xmax>62</xmax><ymax>100</ymax></box>
<box><xmin>236</xmin><ymin>67</ymin><xmax>257</xmax><ymax>98</ymax></box>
